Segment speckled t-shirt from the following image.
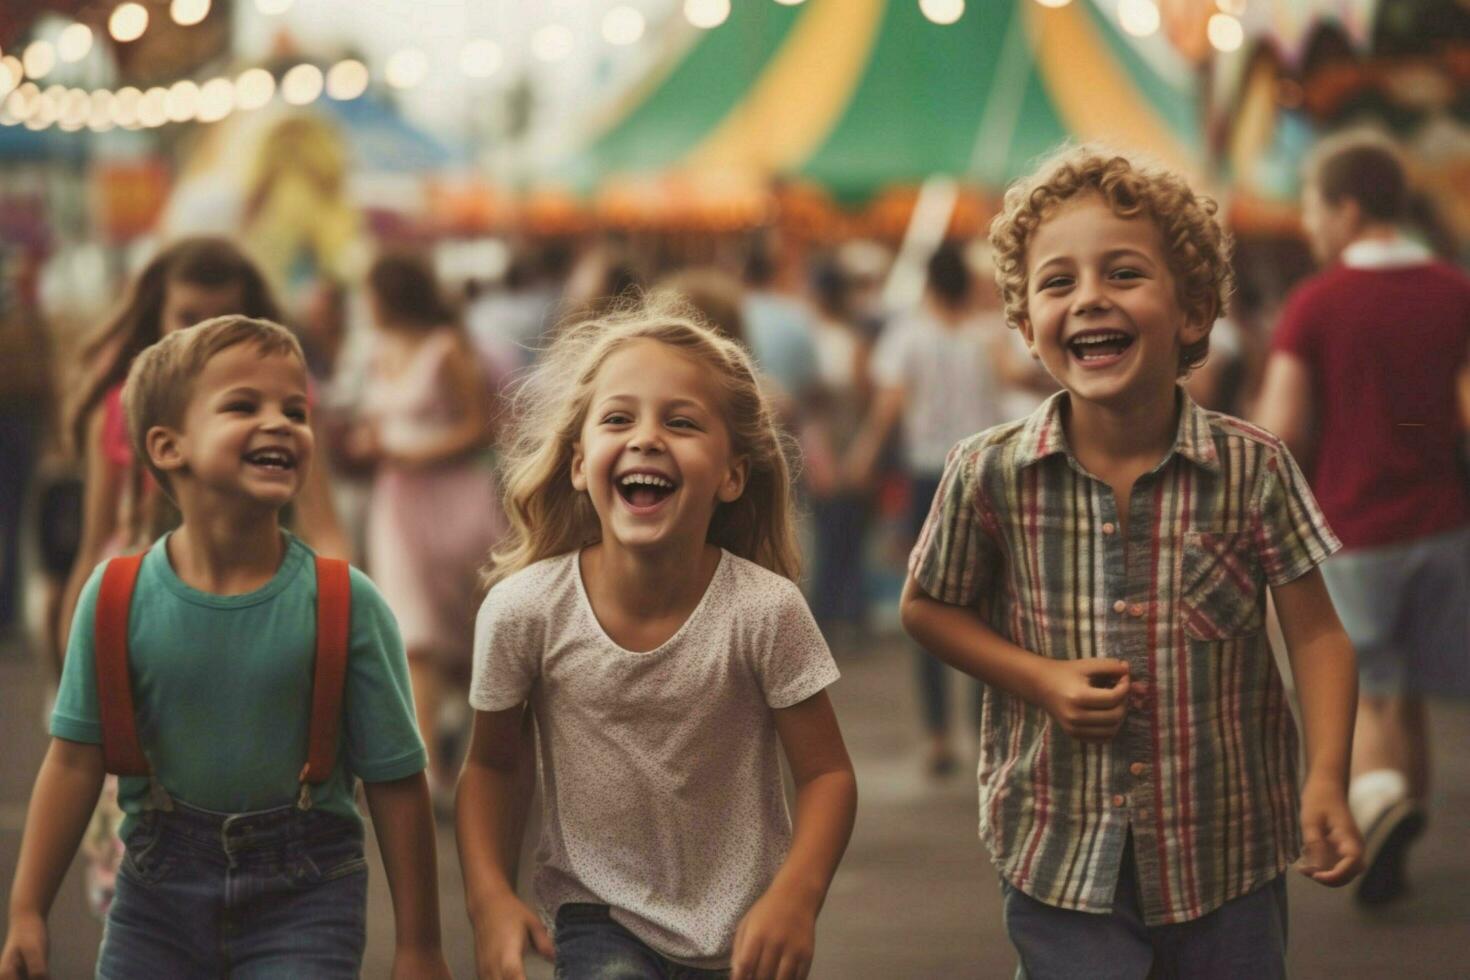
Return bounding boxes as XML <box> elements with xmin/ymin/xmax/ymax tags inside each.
<box><xmin>469</xmin><ymin>549</ymin><xmax>840</xmax><ymax>968</ymax></box>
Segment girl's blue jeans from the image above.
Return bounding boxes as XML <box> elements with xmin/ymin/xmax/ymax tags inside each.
<box><xmin>554</xmin><ymin>903</ymin><xmax>730</xmax><ymax>980</ymax></box>
<box><xmin>96</xmin><ymin>798</ymin><xmax>367</xmax><ymax>979</ymax></box>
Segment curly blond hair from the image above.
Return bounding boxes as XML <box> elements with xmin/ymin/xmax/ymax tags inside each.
<box><xmin>988</xmin><ymin>144</ymin><xmax>1233</xmax><ymax>374</ymax></box>
<box><xmin>485</xmin><ymin>295</ymin><xmax>801</xmax><ymax>588</ymax></box>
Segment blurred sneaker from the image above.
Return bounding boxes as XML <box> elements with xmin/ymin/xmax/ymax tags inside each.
<box><xmin>1350</xmin><ymin>769</ymin><xmax>1425</xmax><ymax>906</ymax></box>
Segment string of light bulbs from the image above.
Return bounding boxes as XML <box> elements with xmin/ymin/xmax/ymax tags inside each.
<box><xmin>0</xmin><ymin>0</ymin><xmax>1249</xmax><ymax>134</ymax></box>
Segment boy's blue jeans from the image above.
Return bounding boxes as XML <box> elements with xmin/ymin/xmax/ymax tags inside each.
<box><xmin>1001</xmin><ymin>836</ymin><xmax>1287</xmax><ymax>980</ymax></box>
<box><xmin>554</xmin><ymin>903</ymin><xmax>730</xmax><ymax>980</ymax></box>
<box><xmin>96</xmin><ymin>799</ymin><xmax>367</xmax><ymax>979</ymax></box>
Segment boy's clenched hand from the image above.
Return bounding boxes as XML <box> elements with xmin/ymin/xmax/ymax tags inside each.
<box><xmin>1029</xmin><ymin>658</ymin><xmax>1131</xmax><ymax>742</ymax></box>
<box><xmin>1297</xmin><ymin>776</ymin><xmax>1364</xmax><ymax>887</ymax></box>
<box><xmin>0</xmin><ymin>913</ymin><xmax>48</xmax><ymax>980</ymax></box>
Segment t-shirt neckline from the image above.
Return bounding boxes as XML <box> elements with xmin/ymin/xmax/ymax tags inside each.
<box><xmin>572</xmin><ymin>547</ymin><xmax>727</xmax><ymax>656</ymax></box>
<box><xmin>151</xmin><ymin>530</ymin><xmax>308</xmax><ymax>608</ymax></box>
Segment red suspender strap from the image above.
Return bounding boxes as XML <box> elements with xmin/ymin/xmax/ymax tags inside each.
<box><xmin>300</xmin><ymin>557</ymin><xmax>352</xmax><ymax>785</ymax></box>
<box><xmin>95</xmin><ymin>554</ymin><xmax>150</xmax><ymax>777</ymax></box>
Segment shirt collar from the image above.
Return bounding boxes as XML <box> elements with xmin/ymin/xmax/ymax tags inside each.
<box><xmin>1014</xmin><ymin>388</ymin><xmax>1220</xmax><ymax>474</ymax></box>
<box><xmin>1341</xmin><ymin>235</ymin><xmax>1433</xmax><ymax>270</ymax></box>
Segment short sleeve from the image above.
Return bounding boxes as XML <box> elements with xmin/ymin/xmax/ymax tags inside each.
<box><xmin>50</xmin><ymin>564</ymin><xmax>107</xmax><ymax>744</ymax></box>
<box><xmin>908</xmin><ymin>441</ymin><xmax>1000</xmax><ymax>606</ymax></box>
<box><xmin>1254</xmin><ymin>445</ymin><xmax>1341</xmax><ymax>586</ymax></box>
<box><xmin>1269</xmin><ymin>283</ymin><xmax>1320</xmax><ymax>361</ymax></box>
<box><xmin>468</xmin><ymin>580</ymin><xmax>540</xmax><ymax>712</ymax></box>
<box><xmin>341</xmin><ymin>568</ymin><xmax>428</xmax><ymax>782</ymax></box>
<box><xmin>754</xmin><ymin>580</ymin><xmax>840</xmax><ymax>710</ymax></box>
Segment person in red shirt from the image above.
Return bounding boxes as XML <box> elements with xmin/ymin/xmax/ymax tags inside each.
<box><xmin>1256</xmin><ymin>131</ymin><xmax>1470</xmax><ymax>906</ymax></box>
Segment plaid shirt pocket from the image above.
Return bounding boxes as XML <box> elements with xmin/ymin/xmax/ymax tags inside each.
<box><xmin>1179</xmin><ymin>531</ymin><xmax>1265</xmax><ymax>641</ymax></box>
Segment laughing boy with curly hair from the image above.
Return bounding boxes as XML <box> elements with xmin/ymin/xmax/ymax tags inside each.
<box><xmin>901</xmin><ymin>145</ymin><xmax>1362</xmax><ymax>978</ymax></box>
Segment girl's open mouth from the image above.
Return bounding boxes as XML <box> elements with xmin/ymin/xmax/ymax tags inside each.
<box><xmin>616</xmin><ymin>472</ymin><xmax>677</xmax><ymax>509</ymax></box>
<box><xmin>1067</xmin><ymin>330</ymin><xmax>1134</xmax><ymax>363</ymax></box>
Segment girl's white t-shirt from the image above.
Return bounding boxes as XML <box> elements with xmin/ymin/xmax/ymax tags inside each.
<box><xmin>469</xmin><ymin>548</ymin><xmax>840</xmax><ymax>968</ymax></box>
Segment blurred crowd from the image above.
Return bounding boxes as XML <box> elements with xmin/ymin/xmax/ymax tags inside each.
<box><xmin>0</xmin><ymin>217</ymin><xmax>1417</xmax><ymax>786</ymax></box>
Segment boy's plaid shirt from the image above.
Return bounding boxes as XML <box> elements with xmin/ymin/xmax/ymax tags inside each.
<box><xmin>910</xmin><ymin>390</ymin><xmax>1340</xmax><ymax>925</ymax></box>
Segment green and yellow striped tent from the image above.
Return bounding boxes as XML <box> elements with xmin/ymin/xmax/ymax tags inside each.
<box><xmin>556</xmin><ymin>0</ymin><xmax>1202</xmax><ymax>203</ymax></box>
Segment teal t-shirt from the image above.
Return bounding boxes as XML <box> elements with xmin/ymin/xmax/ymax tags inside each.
<box><xmin>52</xmin><ymin>532</ymin><xmax>427</xmax><ymax>838</ymax></box>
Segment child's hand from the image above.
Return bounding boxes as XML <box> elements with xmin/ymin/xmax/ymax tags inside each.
<box><xmin>731</xmin><ymin>884</ymin><xmax>817</xmax><ymax>980</ymax></box>
<box><xmin>391</xmin><ymin>944</ymin><xmax>453</xmax><ymax>980</ymax></box>
<box><xmin>471</xmin><ymin>893</ymin><xmax>554</xmax><ymax>980</ymax></box>
<box><xmin>1297</xmin><ymin>776</ymin><xmax>1364</xmax><ymax>886</ymax></box>
<box><xmin>1031</xmin><ymin>658</ymin><xmax>1130</xmax><ymax>742</ymax></box>
<box><xmin>0</xmin><ymin>913</ymin><xmax>48</xmax><ymax>980</ymax></box>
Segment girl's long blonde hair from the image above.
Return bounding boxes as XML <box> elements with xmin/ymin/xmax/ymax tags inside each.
<box><xmin>485</xmin><ymin>296</ymin><xmax>800</xmax><ymax>587</ymax></box>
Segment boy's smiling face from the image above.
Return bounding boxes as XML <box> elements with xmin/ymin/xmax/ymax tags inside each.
<box><xmin>1021</xmin><ymin>193</ymin><xmax>1208</xmax><ymax>411</ymax></box>
<box><xmin>148</xmin><ymin>343</ymin><xmax>314</xmax><ymax>513</ymax></box>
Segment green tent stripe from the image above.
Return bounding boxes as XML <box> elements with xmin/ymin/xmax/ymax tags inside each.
<box><xmin>1082</xmin><ymin>0</ymin><xmax>1200</xmax><ymax>152</ymax></box>
<box><xmin>1005</xmin><ymin>68</ymin><xmax>1073</xmax><ymax>183</ymax></box>
<box><xmin>798</xmin><ymin>0</ymin><xmax>1026</xmax><ymax>202</ymax></box>
<box><xmin>570</xmin><ymin>4</ymin><xmax>805</xmax><ymax>183</ymax></box>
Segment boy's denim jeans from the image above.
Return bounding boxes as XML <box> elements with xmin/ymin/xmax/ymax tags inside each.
<box><xmin>554</xmin><ymin>903</ymin><xmax>730</xmax><ymax>980</ymax></box>
<box><xmin>96</xmin><ymin>799</ymin><xmax>367</xmax><ymax>979</ymax></box>
<box><xmin>1001</xmin><ymin>836</ymin><xmax>1288</xmax><ymax>980</ymax></box>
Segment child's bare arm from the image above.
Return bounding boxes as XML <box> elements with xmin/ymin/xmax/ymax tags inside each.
<box><xmin>58</xmin><ymin>410</ymin><xmax>122</xmax><ymax>660</ymax></box>
<box><xmin>733</xmin><ymin>691</ymin><xmax>856</xmax><ymax>980</ymax></box>
<box><xmin>843</xmin><ymin>384</ymin><xmax>905</xmax><ymax>488</ymax></box>
<box><xmin>900</xmin><ymin>575</ymin><xmax>1130</xmax><ymax>742</ymax></box>
<box><xmin>456</xmin><ymin>705</ymin><xmax>551</xmax><ymax>980</ymax></box>
<box><xmin>361</xmin><ymin>772</ymin><xmax>451</xmax><ymax>979</ymax></box>
<box><xmin>1273</xmin><ymin>568</ymin><xmax>1363</xmax><ymax>886</ymax></box>
<box><xmin>2</xmin><ymin>739</ymin><xmax>105</xmax><ymax>979</ymax></box>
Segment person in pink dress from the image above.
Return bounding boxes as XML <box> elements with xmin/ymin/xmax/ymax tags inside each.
<box><xmin>352</xmin><ymin>250</ymin><xmax>504</xmax><ymax>802</ymax></box>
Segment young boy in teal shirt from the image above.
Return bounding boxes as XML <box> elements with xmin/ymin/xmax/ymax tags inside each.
<box><xmin>903</xmin><ymin>146</ymin><xmax>1364</xmax><ymax>978</ymax></box>
<box><xmin>2</xmin><ymin>316</ymin><xmax>451</xmax><ymax>978</ymax></box>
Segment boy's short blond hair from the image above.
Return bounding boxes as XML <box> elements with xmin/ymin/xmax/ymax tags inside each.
<box><xmin>122</xmin><ymin>315</ymin><xmax>306</xmax><ymax>495</ymax></box>
<box><xmin>989</xmin><ymin>144</ymin><xmax>1234</xmax><ymax>374</ymax></box>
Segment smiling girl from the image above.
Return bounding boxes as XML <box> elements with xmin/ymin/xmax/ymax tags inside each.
<box><xmin>456</xmin><ymin>299</ymin><xmax>858</xmax><ymax>980</ymax></box>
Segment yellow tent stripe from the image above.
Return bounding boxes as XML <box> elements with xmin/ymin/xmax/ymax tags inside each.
<box><xmin>683</xmin><ymin>0</ymin><xmax>886</xmax><ymax>173</ymax></box>
<box><xmin>1028</xmin><ymin>1</ymin><xmax>1198</xmax><ymax>179</ymax></box>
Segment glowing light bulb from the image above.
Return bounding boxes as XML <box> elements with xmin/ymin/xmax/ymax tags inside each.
<box><xmin>281</xmin><ymin>63</ymin><xmax>324</xmax><ymax>105</ymax></box>
<box><xmin>23</xmin><ymin>41</ymin><xmax>56</xmax><ymax>80</ymax></box>
<box><xmin>166</xmin><ymin>79</ymin><xmax>201</xmax><ymax>122</ymax></box>
<box><xmin>58</xmin><ymin>24</ymin><xmax>94</xmax><ymax>63</ymax></box>
<box><xmin>1118</xmin><ymin>0</ymin><xmax>1160</xmax><ymax>37</ymax></box>
<box><xmin>110</xmin><ymin>4</ymin><xmax>150</xmax><ymax>43</ymax></box>
<box><xmin>603</xmin><ymin>6</ymin><xmax>646</xmax><ymax>46</ymax></box>
<box><xmin>684</xmin><ymin>0</ymin><xmax>731</xmax><ymax>30</ymax></box>
<box><xmin>235</xmin><ymin>68</ymin><xmax>275</xmax><ymax>110</ymax></box>
<box><xmin>386</xmin><ymin>49</ymin><xmax>428</xmax><ymax>88</ymax></box>
<box><xmin>919</xmin><ymin>0</ymin><xmax>965</xmax><ymax>25</ymax></box>
<box><xmin>171</xmin><ymin>0</ymin><xmax>212</xmax><ymax>28</ymax></box>
<box><xmin>198</xmin><ymin>77</ymin><xmax>235</xmax><ymax>121</ymax></box>
<box><xmin>1207</xmin><ymin>13</ymin><xmax>1244</xmax><ymax>52</ymax></box>
<box><xmin>326</xmin><ymin>59</ymin><xmax>369</xmax><ymax>100</ymax></box>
